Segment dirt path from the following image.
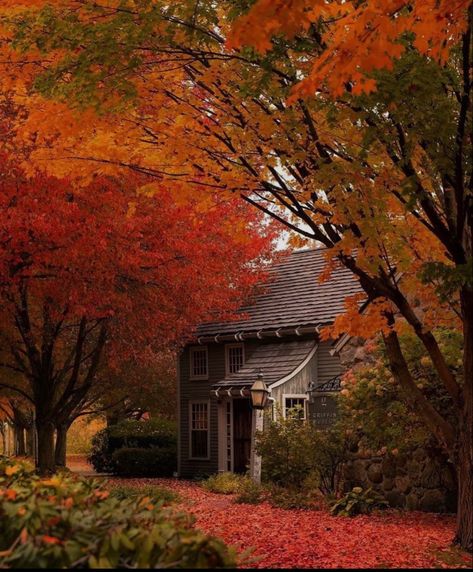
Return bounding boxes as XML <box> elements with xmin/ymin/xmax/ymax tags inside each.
<box><xmin>104</xmin><ymin>477</ymin><xmax>472</xmax><ymax>569</ymax></box>
<box><xmin>66</xmin><ymin>454</ymin><xmax>99</xmax><ymax>476</ymax></box>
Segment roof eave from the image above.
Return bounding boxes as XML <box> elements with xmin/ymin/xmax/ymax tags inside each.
<box><xmin>196</xmin><ymin>323</ymin><xmax>323</xmax><ymax>344</ymax></box>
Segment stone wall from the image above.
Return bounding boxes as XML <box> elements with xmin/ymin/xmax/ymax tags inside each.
<box><xmin>343</xmin><ymin>446</ymin><xmax>457</xmax><ymax>513</ymax></box>
<box><xmin>338</xmin><ymin>336</ymin><xmax>457</xmax><ymax>514</ymax></box>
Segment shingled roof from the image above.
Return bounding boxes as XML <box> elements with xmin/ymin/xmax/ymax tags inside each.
<box><xmin>213</xmin><ymin>340</ymin><xmax>317</xmax><ymax>388</ymax></box>
<box><xmin>197</xmin><ymin>248</ymin><xmax>362</xmax><ymax>337</ymax></box>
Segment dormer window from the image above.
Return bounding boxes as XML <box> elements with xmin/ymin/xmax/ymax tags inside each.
<box><xmin>190</xmin><ymin>346</ymin><xmax>208</xmax><ymax>380</ymax></box>
<box><xmin>226</xmin><ymin>343</ymin><xmax>245</xmax><ymax>375</ymax></box>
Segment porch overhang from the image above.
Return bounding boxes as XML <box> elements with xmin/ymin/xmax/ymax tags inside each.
<box><xmin>210</xmin><ymin>339</ymin><xmax>318</xmax><ymax>397</ymax></box>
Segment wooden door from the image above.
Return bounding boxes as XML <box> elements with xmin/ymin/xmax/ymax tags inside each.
<box><xmin>233</xmin><ymin>399</ymin><xmax>252</xmax><ymax>474</ymax></box>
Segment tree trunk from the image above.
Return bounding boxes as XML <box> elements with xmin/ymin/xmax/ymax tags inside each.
<box><xmin>36</xmin><ymin>421</ymin><xmax>56</xmax><ymax>475</ymax></box>
<box><xmin>54</xmin><ymin>424</ymin><xmax>69</xmax><ymax>469</ymax></box>
<box><xmin>456</xmin><ymin>285</ymin><xmax>473</xmax><ymax>551</ymax></box>
<box><xmin>1</xmin><ymin>428</ymin><xmax>6</xmax><ymax>456</ymax></box>
<box><xmin>13</xmin><ymin>424</ymin><xmax>26</xmax><ymax>456</ymax></box>
<box><xmin>455</xmin><ymin>425</ymin><xmax>473</xmax><ymax>551</ymax></box>
<box><xmin>26</xmin><ymin>427</ymin><xmax>35</xmax><ymax>457</ymax></box>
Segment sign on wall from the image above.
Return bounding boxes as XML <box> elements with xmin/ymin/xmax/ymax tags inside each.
<box><xmin>307</xmin><ymin>375</ymin><xmax>341</xmax><ymax>429</ymax></box>
<box><xmin>308</xmin><ymin>394</ymin><xmax>338</xmax><ymax>428</ymax></box>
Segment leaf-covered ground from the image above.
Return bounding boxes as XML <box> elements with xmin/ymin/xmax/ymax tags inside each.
<box><xmin>104</xmin><ymin>477</ymin><xmax>473</xmax><ymax>569</ymax></box>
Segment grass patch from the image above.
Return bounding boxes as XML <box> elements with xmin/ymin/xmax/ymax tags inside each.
<box><xmin>109</xmin><ymin>484</ymin><xmax>179</xmax><ymax>505</ymax></box>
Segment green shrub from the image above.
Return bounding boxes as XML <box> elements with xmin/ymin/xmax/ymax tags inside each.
<box><xmin>233</xmin><ymin>479</ymin><xmax>263</xmax><ymax>505</ymax></box>
<box><xmin>108</xmin><ymin>418</ymin><xmax>177</xmax><ymax>447</ymax></box>
<box><xmin>109</xmin><ymin>484</ymin><xmax>179</xmax><ymax>504</ymax></box>
<box><xmin>256</xmin><ymin>416</ymin><xmax>350</xmax><ymax>495</ymax></box>
<box><xmin>202</xmin><ymin>472</ymin><xmax>264</xmax><ymax>505</ymax></box>
<box><xmin>338</xmin><ymin>330</ymin><xmax>460</xmax><ymax>455</ymax></box>
<box><xmin>0</xmin><ymin>458</ymin><xmax>236</xmax><ymax>569</ymax></box>
<box><xmin>201</xmin><ymin>472</ymin><xmax>246</xmax><ymax>494</ymax></box>
<box><xmin>112</xmin><ymin>447</ymin><xmax>176</xmax><ymax>477</ymax></box>
<box><xmin>89</xmin><ymin>427</ymin><xmax>114</xmax><ymax>473</ymax></box>
<box><xmin>266</xmin><ymin>483</ymin><xmax>326</xmax><ymax>510</ymax></box>
<box><xmin>88</xmin><ymin>418</ymin><xmax>177</xmax><ymax>475</ymax></box>
<box><xmin>330</xmin><ymin>486</ymin><xmax>389</xmax><ymax>517</ymax></box>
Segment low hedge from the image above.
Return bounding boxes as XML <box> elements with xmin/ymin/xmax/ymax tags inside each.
<box><xmin>89</xmin><ymin>418</ymin><xmax>177</xmax><ymax>476</ymax></box>
<box><xmin>0</xmin><ymin>458</ymin><xmax>236</xmax><ymax>569</ymax></box>
<box><xmin>112</xmin><ymin>447</ymin><xmax>177</xmax><ymax>478</ymax></box>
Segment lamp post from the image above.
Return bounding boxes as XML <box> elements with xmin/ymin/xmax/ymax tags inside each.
<box><xmin>249</xmin><ymin>371</ymin><xmax>270</xmax><ymax>484</ymax></box>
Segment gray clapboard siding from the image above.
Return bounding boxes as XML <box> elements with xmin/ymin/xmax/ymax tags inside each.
<box><xmin>179</xmin><ymin>341</ymin><xmax>259</xmax><ymax>477</ymax></box>
<box><xmin>270</xmin><ymin>340</ymin><xmax>341</xmax><ymax>414</ymax></box>
<box><xmin>316</xmin><ymin>341</ymin><xmax>342</xmax><ymax>384</ymax></box>
<box><xmin>269</xmin><ymin>348</ymin><xmax>317</xmax><ymax>405</ymax></box>
<box><xmin>179</xmin><ymin>337</ymin><xmax>342</xmax><ymax>477</ymax></box>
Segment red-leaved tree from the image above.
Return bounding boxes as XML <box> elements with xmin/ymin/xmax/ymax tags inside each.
<box><xmin>0</xmin><ymin>154</ymin><xmax>276</xmax><ymax>473</ymax></box>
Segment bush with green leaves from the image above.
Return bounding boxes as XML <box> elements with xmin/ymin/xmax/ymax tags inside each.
<box><xmin>330</xmin><ymin>486</ymin><xmax>389</xmax><ymax>517</ymax></box>
<box><xmin>233</xmin><ymin>478</ymin><xmax>263</xmax><ymax>505</ymax></box>
<box><xmin>266</xmin><ymin>483</ymin><xmax>327</xmax><ymax>510</ymax></box>
<box><xmin>201</xmin><ymin>472</ymin><xmax>248</xmax><ymax>495</ymax></box>
<box><xmin>0</xmin><ymin>458</ymin><xmax>236</xmax><ymax>569</ymax></box>
<box><xmin>338</xmin><ymin>329</ymin><xmax>460</xmax><ymax>455</ymax></box>
<box><xmin>112</xmin><ymin>446</ymin><xmax>176</xmax><ymax>477</ymax></box>
<box><xmin>89</xmin><ymin>418</ymin><xmax>177</xmax><ymax>476</ymax></box>
<box><xmin>256</xmin><ymin>415</ymin><xmax>350</xmax><ymax>495</ymax></box>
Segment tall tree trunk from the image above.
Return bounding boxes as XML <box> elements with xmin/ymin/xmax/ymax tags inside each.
<box><xmin>455</xmin><ymin>422</ymin><xmax>473</xmax><ymax>551</ymax></box>
<box><xmin>1</xmin><ymin>428</ymin><xmax>6</xmax><ymax>456</ymax></box>
<box><xmin>26</xmin><ymin>427</ymin><xmax>35</xmax><ymax>457</ymax></box>
<box><xmin>13</xmin><ymin>424</ymin><xmax>26</xmax><ymax>456</ymax></box>
<box><xmin>456</xmin><ymin>286</ymin><xmax>473</xmax><ymax>551</ymax></box>
<box><xmin>36</xmin><ymin>420</ymin><xmax>56</xmax><ymax>475</ymax></box>
<box><xmin>54</xmin><ymin>424</ymin><xmax>69</xmax><ymax>468</ymax></box>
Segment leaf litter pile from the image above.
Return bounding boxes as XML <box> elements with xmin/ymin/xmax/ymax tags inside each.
<box><xmin>106</xmin><ymin>478</ymin><xmax>472</xmax><ymax>569</ymax></box>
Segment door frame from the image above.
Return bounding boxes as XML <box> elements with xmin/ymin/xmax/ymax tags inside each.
<box><xmin>232</xmin><ymin>397</ymin><xmax>253</xmax><ymax>474</ymax></box>
<box><xmin>217</xmin><ymin>398</ymin><xmax>234</xmax><ymax>473</ymax></box>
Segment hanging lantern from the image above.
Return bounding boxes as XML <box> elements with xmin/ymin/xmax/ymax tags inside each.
<box><xmin>250</xmin><ymin>371</ymin><xmax>270</xmax><ymax>410</ymax></box>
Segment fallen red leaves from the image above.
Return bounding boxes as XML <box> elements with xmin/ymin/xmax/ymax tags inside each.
<box><xmin>106</xmin><ymin>478</ymin><xmax>473</xmax><ymax>569</ymax></box>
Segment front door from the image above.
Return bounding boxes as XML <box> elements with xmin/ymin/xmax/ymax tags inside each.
<box><xmin>233</xmin><ymin>398</ymin><xmax>252</xmax><ymax>473</ymax></box>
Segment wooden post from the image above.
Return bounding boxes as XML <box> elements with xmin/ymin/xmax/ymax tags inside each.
<box><xmin>250</xmin><ymin>408</ymin><xmax>263</xmax><ymax>483</ymax></box>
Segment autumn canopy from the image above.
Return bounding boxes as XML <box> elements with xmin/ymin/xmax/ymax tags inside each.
<box><xmin>0</xmin><ymin>0</ymin><xmax>471</xmax><ymax>553</ymax></box>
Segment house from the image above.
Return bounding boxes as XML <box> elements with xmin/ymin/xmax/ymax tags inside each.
<box><xmin>177</xmin><ymin>248</ymin><xmax>362</xmax><ymax>478</ymax></box>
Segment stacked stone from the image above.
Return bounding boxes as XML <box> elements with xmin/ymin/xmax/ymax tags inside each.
<box><xmin>344</xmin><ymin>447</ymin><xmax>457</xmax><ymax>513</ymax></box>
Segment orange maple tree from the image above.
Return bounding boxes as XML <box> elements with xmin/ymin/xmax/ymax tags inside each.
<box><xmin>230</xmin><ymin>0</ymin><xmax>471</xmax><ymax>97</ymax></box>
<box><xmin>0</xmin><ymin>0</ymin><xmax>471</xmax><ymax>550</ymax></box>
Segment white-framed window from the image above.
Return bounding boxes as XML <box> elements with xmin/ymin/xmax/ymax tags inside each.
<box><xmin>225</xmin><ymin>343</ymin><xmax>244</xmax><ymax>375</ymax></box>
<box><xmin>283</xmin><ymin>394</ymin><xmax>308</xmax><ymax>420</ymax></box>
<box><xmin>189</xmin><ymin>401</ymin><xmax>210</xmax><ymax>459</ymax></box>
<box><xmin>190</xmin><ymin>346</ymin><xmax>208</xmax><ymax>380</ymax></box>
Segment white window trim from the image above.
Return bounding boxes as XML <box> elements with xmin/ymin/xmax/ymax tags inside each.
<box><xmin>282</xmin><ymin>394</ymin><xmax>308</xmax><ymax>420</ymax></box>
<box><xmin>189</xmin><ymin>346</ymin><xmax>209</xmax><ymax>380</ymax></box>
<box><xmin>225</xmin><ymin>343</ymin><xmax>245</xmax><ymax>376</ymax></box>
<box><xmin>189</xmin><ymin>400</ymin><xmax>211</xmax><ymax>460</ymax></box>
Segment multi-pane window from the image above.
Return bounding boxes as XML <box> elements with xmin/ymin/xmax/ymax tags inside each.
<box><xmin>190</xmin><ymin>346</ymin><xmax>208</xmax><ymax>379</ymax></box>
<box><xmin>226</xmin><ymin>344</ymin><xmax>244</xmax><ymax>375</ymax></box>
<box><xmin>284</xmin><ymin>396</ymin><xmax>307</xmax><ymax>420</ymax></box>
<box><xmin>190</xmin><ymin>402</ymin><xmax>209</xmax><ymax>459</ymax></box>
